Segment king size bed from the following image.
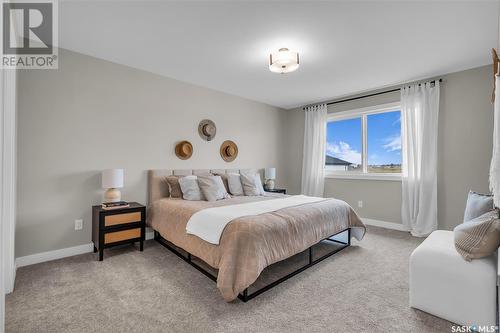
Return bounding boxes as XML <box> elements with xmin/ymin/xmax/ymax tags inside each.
<box><xmin>147</xmin><ymin>168</ymin><xmax>366</xmax><ymax>302</ymax></box>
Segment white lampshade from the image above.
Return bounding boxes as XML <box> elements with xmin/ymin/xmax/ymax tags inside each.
<box><xmin>265</xmin><ymin>167</ymin><xmax>276</xmax><ymax>180</ymax></box>
<box><xmin>102</xmin><ymin>169</ymin><xmax>124</xmax><ymax>189</ymax></box>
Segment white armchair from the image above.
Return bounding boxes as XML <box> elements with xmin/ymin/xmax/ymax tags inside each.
<box><xmin>409</xmin><ymin>230</ymin><xmax>497</xmax><ymax>327</ymax></box>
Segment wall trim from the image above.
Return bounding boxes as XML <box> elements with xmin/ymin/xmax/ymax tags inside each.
<box><xmin>2</xmin><ymin>67</ymin><xmax>17</xmax><ymax>298</ymax></box>
<box><xmin>362</xmin><ymin>218</ymin><xmax>409</xmax><ymax>232</ymax></box>
<box><xmin>16</xmin><ymin>243</ymin><xmax>94</xmax><ymax>268</ymax></box>
<box><xmin>16</xmin><ymin>230</ymin><xmax>155</xmax><ymax>268</ymax></box>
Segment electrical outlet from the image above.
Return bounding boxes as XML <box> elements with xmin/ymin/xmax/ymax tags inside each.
<box><xmin>357</xmin><ymin>201</ymin><xmax>363</xmax><ymax>208</ymax></box>
<box><xmin>75</xmin><ymin>219</ymin><xmax>83</xmax><ymax>231</ymax></box>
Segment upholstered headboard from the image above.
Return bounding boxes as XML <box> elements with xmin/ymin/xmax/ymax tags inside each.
<box><xmin>147</xmin><ymin>169</ymin><xmax>263</xmax><ymax>205</ymax></box>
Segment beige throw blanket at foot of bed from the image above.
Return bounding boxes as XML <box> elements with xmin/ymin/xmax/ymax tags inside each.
<box><xmin>148</xmin><ymin>196</ymin><xmax>366</xmax><ymax>301</ymax></box>
<box><xmin>186</xmin><ymin>195</ymin><xmax>327</xmax><ymax>245</ymax></box>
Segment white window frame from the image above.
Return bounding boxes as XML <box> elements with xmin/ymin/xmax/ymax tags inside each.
<box><xmin>325</xmin><ymin>102</ymin><xmax>402</xmax><ymax>181</ymax></box>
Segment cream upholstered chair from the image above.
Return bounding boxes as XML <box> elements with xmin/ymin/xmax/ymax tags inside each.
<box><xmin>409</xmin><ymin>230</ymin><xmax>497</xmax><ymax>327</ymax></box>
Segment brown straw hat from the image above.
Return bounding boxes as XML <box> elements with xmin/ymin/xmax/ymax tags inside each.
<box><xmin>198</xmin><ymin>119</ymin><xmax>217</xmax><ymax>141</ymax></box>
<box><xmin>175</xmin><ymin>141</ymin><xmax>193</xmax><ymax>160</ymax></box>
<box><xmin>220</xmin><ymin>140</ymin><xmax>238</xmax><ymax>162</ymax></box>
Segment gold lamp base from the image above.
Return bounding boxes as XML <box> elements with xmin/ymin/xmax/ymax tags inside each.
<box><xmin>104</xmin><ymin>188</ymin><xmax>121</xmax><ymax>203</ymax></box>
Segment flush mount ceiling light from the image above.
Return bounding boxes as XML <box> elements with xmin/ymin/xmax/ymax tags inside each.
<box><xmin>269</xmin><ymin>48</ymin><xmax>299</xmax><ymax>74</ymax></box>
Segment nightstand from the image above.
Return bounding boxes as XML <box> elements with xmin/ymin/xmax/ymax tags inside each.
<box><xmin>265</xmin><ymin>188</ymin><xmax>287</xmax><ymax>194</ymax></box>
<box><xmin>92</xmin><ymin>202</ymin><xmax>146</xmax><ymax>261</ymax></box>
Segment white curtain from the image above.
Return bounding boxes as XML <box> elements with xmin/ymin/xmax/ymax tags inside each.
<box><xmin>490</xmin><ymin>75</ymin><xmax>500</xmax><ymax>207</ymax></box>
<box><xmin>301</xmin><ymin>104</ymin><xmax>327</xmax><ymax>197</ymax></box>
<box><xmin>401</xmin><ymin>82</ymin><xmax>440</xmax><ymax>237</ymax></box>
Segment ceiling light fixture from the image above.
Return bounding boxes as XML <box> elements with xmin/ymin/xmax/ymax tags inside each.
<box><xmin>269</xmin><ymin>48</ymin><xmax>299</xmax><ymax>74</ymax></box>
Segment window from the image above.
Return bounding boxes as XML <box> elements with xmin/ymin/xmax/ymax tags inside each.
<box><xmin>326</xmin><ymin>117</ymin><xmax>362</xmax><ymax>173</ymax></box>
<box><xmin>325</xmin><ymin>102</ymin><xmax>402</xmax><ymax>179</ymax></box>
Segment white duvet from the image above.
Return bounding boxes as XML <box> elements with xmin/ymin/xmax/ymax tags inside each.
<box><xmin>186</xmin><ymin>195</ymin><xmax>325</xmax><ymax>244</ymax></box>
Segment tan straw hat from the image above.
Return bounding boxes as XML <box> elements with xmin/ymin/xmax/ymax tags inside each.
<box><xmin>220</xmin><ymin>140</ymin><xmax>238</xmax><ymax>162</ymax></box>
<box><xmin>175</xmin><ymin>141</ymin><xmax>193</xmax><ymax>160</ymax></box>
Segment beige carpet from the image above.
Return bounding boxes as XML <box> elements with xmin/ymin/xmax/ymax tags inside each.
<box><xmin>6</xmin><ymin>226</ymin><xmax>453</xmax><ymax>333</ymax></box>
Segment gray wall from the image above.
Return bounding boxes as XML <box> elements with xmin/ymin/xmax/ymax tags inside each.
<box><xmin>16</xmin><ymin>48</ymin><xmax>289</xmax><ymax>257</ymax></box>
<box><xmin>284</xmin><ymin>65</ymin><xmax>493</xmax><ymax>230</ymax></box>
<box><xmin>438</xmin><ymin>66</ymin><xmax>493</xmax><ymax>230</ymax></box>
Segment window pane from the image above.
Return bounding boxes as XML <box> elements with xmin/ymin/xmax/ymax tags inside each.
<box><xmin>326</xmin><ymin>117</ymin><xmax>362</xmax><ymax>172</ymax></box>
<box><xmin>367</xmin><ymin>111</ymin><xmax>401</xmax><ymax>173</ymax></box>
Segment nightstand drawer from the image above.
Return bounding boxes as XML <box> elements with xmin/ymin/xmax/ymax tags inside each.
<box><xmin>104</xmin><ymin>212</ymin><xmax>142</xmax><ymax>227</ymax></box>
<box><xmin>104</xmin><ymin>228</ymin><xmax>141</xmax><ymax>244</ymax></box>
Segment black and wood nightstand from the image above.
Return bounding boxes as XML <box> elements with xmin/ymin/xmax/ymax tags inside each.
<box><xmin>265</xmin><ymin>188</ymin><xmax>287</xmax><ymax>194</ymax></box>
<box><xmin>92</xmin><ymin>202</ymin><xmax>146</xmax><ymax>261</ymax></box>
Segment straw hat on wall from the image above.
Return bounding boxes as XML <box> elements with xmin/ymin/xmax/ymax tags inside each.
<box><xmin>198</xmin><ymin>119</ymin><xmax>217</xmax><ymax>141</ymax></box>
<box><xmin>175</xmin><ymin>140</ymin><xmax>193</xmax><ymax>160</ymax></box>
<box><xmin>220</xmin><ymin>140</ymin><xmax>238</xmax><ymax>162</ymax></box>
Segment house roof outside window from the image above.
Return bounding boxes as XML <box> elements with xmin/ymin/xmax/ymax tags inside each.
<box><xmin>325</xmin><ymin>155</ymin><xmax>353</xmax><ymax>166</ymax></box>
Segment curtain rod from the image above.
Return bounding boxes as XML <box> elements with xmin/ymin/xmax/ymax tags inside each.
<box><xmin>303</xmin><ymin>79</ymin><xmax>443</xmax><ymax>109</ymax></box>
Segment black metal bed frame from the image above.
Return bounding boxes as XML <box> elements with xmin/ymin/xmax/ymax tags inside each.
<box><xmin>154</xmin><ymin>228</ymin><xmax>351</xmax><ymax>302</ymax></box>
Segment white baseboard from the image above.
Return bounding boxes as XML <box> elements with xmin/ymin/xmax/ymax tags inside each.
<box><xmin>16</xmin><ymin>231</ymin><xmax>155</xmax><ymax>268</ymax></box>
<box><xmin>16</xmin><ymin>243</ymin><xmax>94</xmax><ymax>268</ymax></box>
<box><xmin>362</xmin><ymin>218</ymin><xmax>409</xmax><ymax>232</ymax></box>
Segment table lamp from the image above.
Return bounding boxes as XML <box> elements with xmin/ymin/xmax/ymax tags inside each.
<box><xmin>102</xmin><ymin>169</ymin><xmax>124</xmax><ymax>203</ymax></box>
<box><xmin>265</xmin><ymin>167</ymin><xmax>276</xmax><ymax>190</ymax></box>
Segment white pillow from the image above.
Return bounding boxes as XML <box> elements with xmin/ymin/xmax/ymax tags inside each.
<box><xmin>214</xmin><ymin>176</ymin><xmax>231</xmax><ymax>199</ymax></box>
<box><xmin>463</xmin><ymin>191</ymin><xmax>494</xmax><ymax>222</ymax></box>
<box><xmin>255</xmin><ymin>174</ymin><xmax>265</xmax><ymax>195</ymax></box>
<box><xmin>227</xmin><ymin>173</ymin><xmax>244</xmax><ymax>196</ymax></box>
<box><xmin>179</xmin><ymin>175</ymin><xmax>205</xmax><ymax>201</ymax></box>
<box><xmin>197</xmin><ymin>175</ymin><xmax>230</xmax><ymax>202</ymax></box>
<box><xmin>241</xmin><ymin>173</ymin><xmax>265</xmax><ymax>196</ymax></box>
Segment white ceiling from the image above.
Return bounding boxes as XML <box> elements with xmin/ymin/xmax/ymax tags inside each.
<box><xmin>59</xmin><ymin>1</ymin><xmax>498</xmax><ymax>109</ymax></box>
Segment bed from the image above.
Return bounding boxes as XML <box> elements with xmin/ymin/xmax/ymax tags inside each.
<box><xmin>147</xmin><ymin>168</ymin><xmax>366</xmax><ymax>302</ymax></box>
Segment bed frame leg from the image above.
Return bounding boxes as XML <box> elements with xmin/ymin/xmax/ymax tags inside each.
<box><xmin>154</xmin><ymin>231</ymin><xmax>159</xmax><ymax>240</ymax></box>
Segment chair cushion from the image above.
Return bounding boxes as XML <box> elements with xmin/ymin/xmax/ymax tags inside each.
<box><xmin>454</xmin><ymin>209</ymin><xmax>500</xmax><ymax>261</ymax></box>
<box><xmin>463</xmin><ymin>191</ymin><xmax>494</xmax><ymax>222</ymax></box>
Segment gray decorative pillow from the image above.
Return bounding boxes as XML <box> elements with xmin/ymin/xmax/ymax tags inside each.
<box><xmin>165</xmin><ymin>175</ymin><xmax>182</xmax><ymax>198</ymax></box>
<box><xmin>213</xmin><ymin>173</ymin><xmax>230</xmax><ymax>193</ymax></box>
<box><xmin>241</xmin><ymin>173</ymin><xmax>265</xmax><ymax>196</ymax></box>
<box><xmin>178</xmin><ymin>175</ymin><xmax>205</xmax><ymax>201</ymax></box>
<box><xmin>197</xmin><ymin>175</ymin><xmax>230</xmax><ymax>202</ymax></box>
<box><xmin>463</xmin><ymin>191</ymin><xmax>494</xmax><ymax>222</ymax></box>
<box><xmin>454</xmin><ymin>209</ymin><xmax>500</xmax><ymax>261</ymax></box>
<box><xmin>227</xmin><ymin>173</ymin><xmax>244</xmax><ymax>196</ymax></box>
